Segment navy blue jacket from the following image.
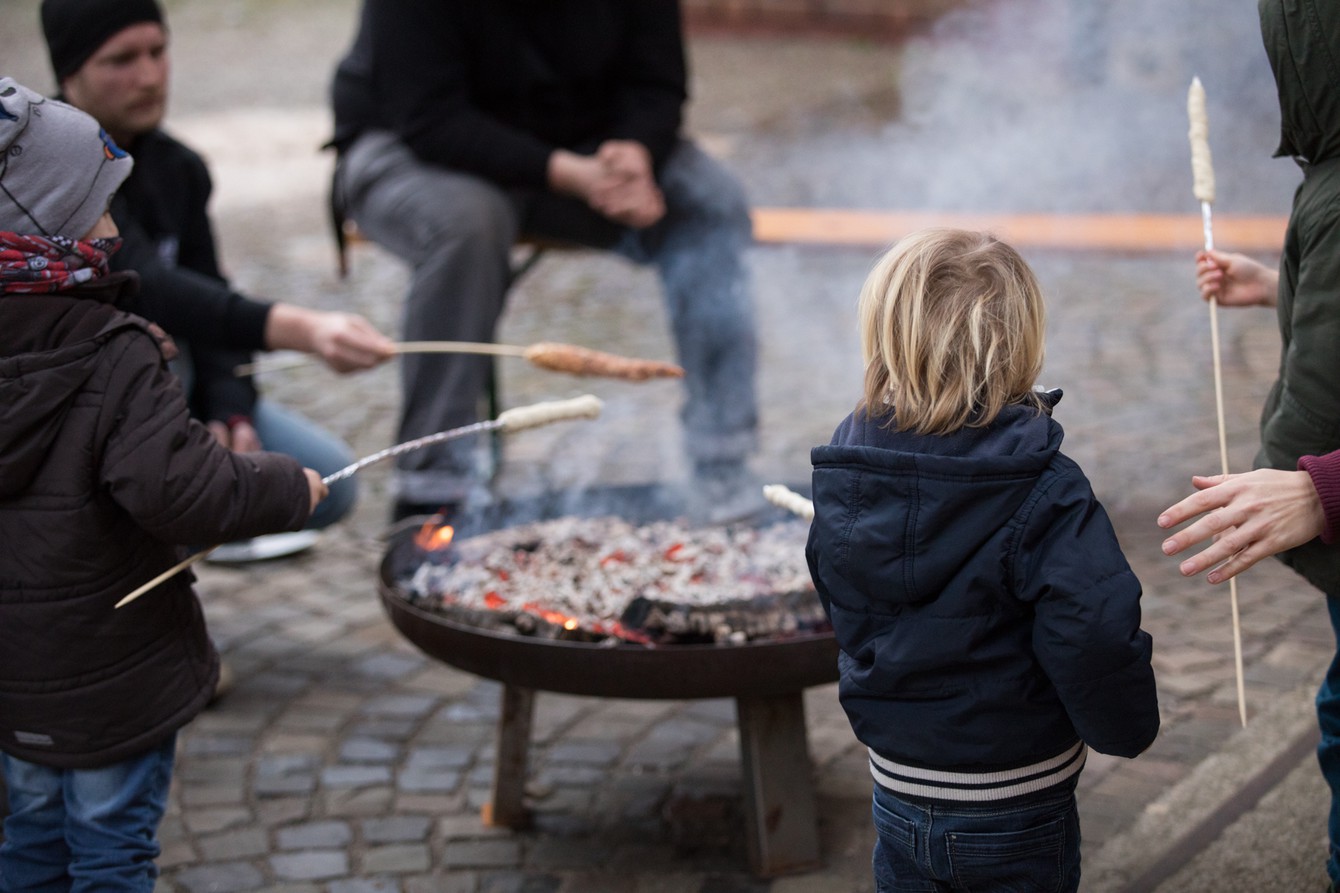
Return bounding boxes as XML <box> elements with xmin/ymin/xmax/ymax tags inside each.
<box><xmin>807</xmin><ymin>398</ymin><xmax>1158</xmax><ymax>778</ymax></box>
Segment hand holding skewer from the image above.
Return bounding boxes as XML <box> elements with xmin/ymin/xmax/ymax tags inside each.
<box><xmin>113</xmin><ymin>396</ymin><xmax>604</xmax><ymax>610</ymax></box>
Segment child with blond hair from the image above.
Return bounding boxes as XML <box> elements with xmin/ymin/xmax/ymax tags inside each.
<box><xmin>806</xmin><ymin>228</ymin><xmax>1158</xmax><ymax>892</ymax></box>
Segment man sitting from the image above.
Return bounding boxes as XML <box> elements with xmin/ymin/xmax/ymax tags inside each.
<box><xmin>329</xmin><ymin>0</ymin><xmax>761</xmax><ymax>522</ymax></box>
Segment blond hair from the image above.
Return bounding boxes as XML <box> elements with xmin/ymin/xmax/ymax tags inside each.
<box><xmin>858</xmin><ymin>228</ymin><xmax>1046</xmax><ymax>435</ymax></box>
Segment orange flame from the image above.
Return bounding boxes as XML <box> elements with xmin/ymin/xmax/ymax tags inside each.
<box><xmin>521</xmin><ymin>601</ymin><xmax>583</xmax><ymax>631</ymax></box>
<box><xmin>413</xmin><ymin>521</ymin><xmax>455</xmax><ymax>552</ymax></box>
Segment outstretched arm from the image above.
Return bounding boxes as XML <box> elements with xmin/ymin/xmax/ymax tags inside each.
<box><xmin>264</xmin><ymin>304</ymin><xmax>396</xmax><ymax>373</ymax></box>
<box><xmin>1158</xmin><ymin>467</ymin><xmax>1326</xmax><ymax>583</ymax></box>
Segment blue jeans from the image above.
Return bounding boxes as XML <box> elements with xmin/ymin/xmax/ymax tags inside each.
<box><xmin>0</xmin><ymin>735</ymin><xmax>176</xmax><ymax>893</ymax></box>
<box><xmin>871</xmin><ymin>783</ymin><xmax>1081</xmax><ymax>893</ymax></box>
<box><xmin>1318</xmin><ymin>594</ymin><xmax>1340</xmax><ymax>883</ymax></box>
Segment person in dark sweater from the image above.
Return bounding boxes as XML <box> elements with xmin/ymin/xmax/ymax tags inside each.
<box><xmin>807</xmin><ymin>228</ymin><xmax>1159</xmax><ymax>893</ymax></box>
<box><xmin>329</xmin><ymin>0</ymin><xmax>760</xmax><ymax>522</ymax></box>
<box><xmin>0</xmin><ymin>77</ymin><xmax>325</xmax><ymax>892</ymax></box>
<box><xmin>1158</xmin><ymin>2</ymin><xmax>1340</xmax><ymax>884</ymax></box>
<box><xmin>40</xmin><ymin>0</ymin><xmax>395</xmax><ymax>546</ymax></box>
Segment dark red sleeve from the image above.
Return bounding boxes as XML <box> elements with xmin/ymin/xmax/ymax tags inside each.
<box><xmin>1298</xmin><ymin>450</ymin><xmax>1340</xmax><ymax>544</ymax></box>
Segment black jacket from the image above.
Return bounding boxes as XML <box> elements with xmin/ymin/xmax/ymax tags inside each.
<box><xmin>1256</xmin><ymin>0</ymin><xmax>1340</xmax><ymax>592</ymax></box>
<box><xmin>330</xmin><ymin>0</ymin><xmax>687</xmax><ymax>187</ymax></box>
<box><xmin>0</xmin><ymin>277</ymin><xmax>308</xmax><ymax>768</ymax></box>
<box><xmin>807</xmin><ymin>400</ymin><xmax>1158</xmax><ymax>780</ymax></box>
<box><xmin>111</xmin><ymin>129</ymin><xmax>271</xmax><ymax>424</ymax></box>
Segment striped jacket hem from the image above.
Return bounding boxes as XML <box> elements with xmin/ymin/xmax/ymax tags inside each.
<box><xmin>869</xmin><ymin>740</ymin><xmax>1087</xmax><ymax>802</ymax></box>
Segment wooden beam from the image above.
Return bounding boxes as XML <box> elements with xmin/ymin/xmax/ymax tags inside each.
<box><xmin>750</xmin><ymin>208</ymin><xmax>1288</xmax><ymax>253</ymax></box>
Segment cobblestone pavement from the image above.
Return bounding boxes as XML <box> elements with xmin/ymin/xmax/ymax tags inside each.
<box><xmin>2</xmin><ymin>0</ymin><xmax>1335</xmax><ymax>890</ymax></box>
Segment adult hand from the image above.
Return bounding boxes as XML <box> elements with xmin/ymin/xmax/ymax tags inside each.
<box><xmin>1157</xmin><ymin>468</ymin><xmax>1324</xmax><ymax>583</ymax></box>
<box><xmin>590</xmin><ymin>175</ymin><xmax>665</xmax><ymax>229</ymax></box>
<box><xmin>596</xmin><ymin>140</ymin><xmax>654</xmax><ymax>180</ymax></box>
<box><xmin>207</xmin><ymin>418</ymin><xmax>263</xmax><ymax>453</ymax></box>
<box><xmin>303</xmin><ymin>467</ymin><xmax>329</xmax><ymax>515</ymax></box>
<box><xmin>304</xmin><ymin>311</ymin><xmax>396</xmax><ymax>373</ymax></box>
<box><xmin>1195</xmin><ymin>249</ymin><xmax>1279</xmax><ymax>308</ymax></box>
<box><xmin>265</xmin><ymin>305</ymin><xmax>396</xmax><ymax>373</ymax></box>
<box><xmin>546</xmin><ymin>148</ymin><xmax>607</xmax><ymax>205</ymax></box>
<box><xmin>592</xmin><ymin>140</ymin><xmax>665</xmax><ymax>228</ymax></box>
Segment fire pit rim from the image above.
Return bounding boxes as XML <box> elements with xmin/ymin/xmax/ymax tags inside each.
<box><xmin>376</xmin><ymin>495</ymin><xmax>841</xmax><ymax>700</ymax></box>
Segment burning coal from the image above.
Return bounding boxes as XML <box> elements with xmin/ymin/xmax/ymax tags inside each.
<box><xmin>395</xmin><ymin>514</ymin><xmax>827</xmax><ymax>646</ymax></box>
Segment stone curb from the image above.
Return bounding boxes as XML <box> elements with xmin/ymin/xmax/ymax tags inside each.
<box><xmin>1085</xmin><ymin>683</ymin><xmax>1321</xmax><ymax>892</ymax></box>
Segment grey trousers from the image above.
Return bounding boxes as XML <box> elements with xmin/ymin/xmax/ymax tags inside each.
<box><xmin>338</xmin><ymin>131</ymin><xmax>759</xmax><ymax>503</ymax></box>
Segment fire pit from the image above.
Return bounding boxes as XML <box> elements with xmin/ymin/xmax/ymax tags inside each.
<box><xmin>377</xmin><ymin>484</ymin><xmax>839</xmax><ymax>877</ymax></box>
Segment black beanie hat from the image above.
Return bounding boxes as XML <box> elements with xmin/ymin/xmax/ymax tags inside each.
<box><xmin>41</xmin><ymin>0</ymin><xmax>165</xmax><ymax>84</ymax></box>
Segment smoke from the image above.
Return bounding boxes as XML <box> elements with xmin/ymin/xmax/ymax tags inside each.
<box><xmin>708</xmin><ymin>0</ymin><xmax>1302</xmax><ymax>513</ymax></box>
<box><xmin>739</xmin><ymin>0</ymin><xmax>1296</xmax><ymax>217</ymax></box>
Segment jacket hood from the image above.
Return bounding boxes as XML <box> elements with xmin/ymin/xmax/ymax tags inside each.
<box><xmin>1259</xmin><ymin>0</ymin><xmax>1340</xmax><ymax>163</ymax></box>
<box><xmin>810</xmin><ymin>401</ymin><xmax>1061</xmax><ymax>606</ymax></box>
<box><xmin>0</xmin><ymin>293</ymin><xmax>136</xmax><ymax>498</ymax></box>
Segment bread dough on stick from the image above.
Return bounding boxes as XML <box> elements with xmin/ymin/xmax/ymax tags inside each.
<box><xmin>1188</xmin><ymin>77</ymin><xmax>1216</xmax><ymax>204</ymax></box>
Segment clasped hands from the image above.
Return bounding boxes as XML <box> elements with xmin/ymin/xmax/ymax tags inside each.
<box><xmin>548</xmin><ymin>140</ymin><xmax>666</xmax><ymax>229</ymax></box>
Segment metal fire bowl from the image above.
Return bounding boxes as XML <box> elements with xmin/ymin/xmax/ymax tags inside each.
<box><xmin>377</xmin><ymin>483</ymin><xmax>840</xmax><ymax>701</ymax></box>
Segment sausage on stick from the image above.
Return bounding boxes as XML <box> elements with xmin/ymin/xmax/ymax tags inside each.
<box><xmin>236</xmin><ymin>340</ymin><xmax>683</xmax><ymax>382</ymax></box>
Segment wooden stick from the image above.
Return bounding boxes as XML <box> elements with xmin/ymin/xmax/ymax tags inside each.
<box><xmin>234</xmin><ymin>341</ymin><xmax>528</xmax><ymax>377</ymax></box>
<box><xmin>1189</xmin><ymin>76</ymin><xmax>1247</xmax><ymax>728</ymax></box>
<box><xmin>113</xmin><ymin>547</ymin><xmax>219</xmax><ymax>609</ymax></box>
<box><xmin>1209</xmin><ymin>290</ymin><xmax>1247</xmax><ymax>729</ymax></box>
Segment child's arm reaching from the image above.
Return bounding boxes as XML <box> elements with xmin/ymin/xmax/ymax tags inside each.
<box><xmin>97</xmin><ymin>325</ymin><xmax>314</xmax><ymax>544</ymax></box>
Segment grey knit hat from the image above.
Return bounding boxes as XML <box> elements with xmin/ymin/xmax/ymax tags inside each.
<box><xmin>0</xmin><ymin>77</ymin><xmax>133</xmax><ymax>239</ymax></box>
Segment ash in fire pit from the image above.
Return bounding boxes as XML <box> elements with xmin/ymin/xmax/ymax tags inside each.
<box><xmin>395</xmin><ymin>515</ymin><xmax>827</xmax><ymax>645</ymax></box>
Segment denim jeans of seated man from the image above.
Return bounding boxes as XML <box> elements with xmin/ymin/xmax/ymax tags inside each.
<box><xmin>0</xmin><ymin>734</ymin><xmax>176</xmax><ymax>893</ymax></box>
<box><xmin>871</xmin><ymin>781</ymin><xmax>1081</xmax><ymax>893</ymax></box>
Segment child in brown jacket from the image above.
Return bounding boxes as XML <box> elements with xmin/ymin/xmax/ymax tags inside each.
<box><xmin>0</xmin><ymin>77</ymin><xmax>325</xmax><ymax>891</ymax></box>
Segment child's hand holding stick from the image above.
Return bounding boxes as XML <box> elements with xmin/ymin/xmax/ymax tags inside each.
<box><xmin>113</xmin><ymin>395</ymin><xmax>603</xmax><ymax>609</ymax></box>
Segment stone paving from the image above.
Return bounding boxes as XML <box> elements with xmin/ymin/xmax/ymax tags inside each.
<box><xmin>2</xmin><ymin>0</ymin><xmax>1336</xmax><ymax>890</ymax></box>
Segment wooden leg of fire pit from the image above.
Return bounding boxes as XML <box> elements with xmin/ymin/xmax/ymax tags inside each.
<box><xmin>484</xmin><ymin>684</ymin><xmax>535</xmax><ymax>829</ymax></box>
<box><xmin>735</xmin><ymin>692</ymin><xmax>822</xmax><ymax>877</ymax></box>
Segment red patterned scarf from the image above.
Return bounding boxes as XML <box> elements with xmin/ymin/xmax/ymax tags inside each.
<box><xmin>0</xmin><ymin>231</ymin><xmax>120</xmax><ymax>294</ymax></box>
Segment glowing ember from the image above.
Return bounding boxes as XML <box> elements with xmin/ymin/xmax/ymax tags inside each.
<box><xmin>414</xmin><ymin>521</ymin><xmax>455</xmax><ymax>552</ymax></box>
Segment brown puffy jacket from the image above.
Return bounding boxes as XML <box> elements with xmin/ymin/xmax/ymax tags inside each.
<box><xmin>0</xmin><ymin>278</ymin><xmax>310</xmax><ymax>768</ymax></box>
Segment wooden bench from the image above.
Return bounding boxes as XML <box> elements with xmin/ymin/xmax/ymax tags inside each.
<box><xmin>339</xmin><ymin>208</ymin><xmax>1289</xmax><ymax>273</ymax></box>
<box><xmin>749</xmin><ymin>208</ymin><xmax>1288</xmax><ymax>253</ymax></box>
